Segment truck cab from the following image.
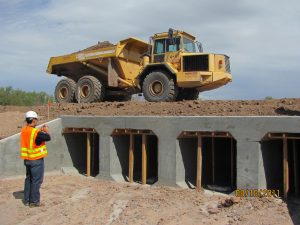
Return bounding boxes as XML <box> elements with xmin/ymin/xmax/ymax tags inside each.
<box><xmin>138</xmin><ymin>29</ymin><xmax>232</xmax><ymax>101</ymax></box>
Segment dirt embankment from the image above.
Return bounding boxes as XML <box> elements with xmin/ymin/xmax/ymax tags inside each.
<box><xmin>1</xmin><ymin>98</ymin><xmax>300</xmax><ymax>139</ymax></box>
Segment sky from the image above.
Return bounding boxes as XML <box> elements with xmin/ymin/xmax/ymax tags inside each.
<box><xmin>0</xmin><ymin>0</ymin><xmax>299</xmax><ymax>100</ymax></box>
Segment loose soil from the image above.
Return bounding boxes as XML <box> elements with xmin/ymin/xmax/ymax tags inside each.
<box><xmin>1</xmin><ymin>98</ymin><xmax>300</xmax><ymax>139</ymax></box>
<box><xmin>0</xmin><ymin>174</ymin><xmax>297</xmax><ymax>225</ymax></box>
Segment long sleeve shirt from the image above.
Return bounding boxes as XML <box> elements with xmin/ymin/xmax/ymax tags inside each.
<box><xmin>35</xmin><ymin>132</ymin><xmax>51</xmax><ymax>146</ymax></box>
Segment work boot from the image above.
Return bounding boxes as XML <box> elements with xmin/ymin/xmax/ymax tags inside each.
<box><xmin>29</xmin><ymin>202</ymin><xmax>44</xmax><ymax>208</ymax></box>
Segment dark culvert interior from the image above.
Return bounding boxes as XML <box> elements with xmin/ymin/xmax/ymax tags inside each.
<box><xmin>179</xmin><ymin>133</ymin><xmax>236</xmax><ymax>193</ymax></box>
<box><xmin>262</xmin><ymin>136</ymin><xmax>300</xmax><ymax>198</ymax></box>
<box><xmin>112</xmin><ymin>131</ymin><xmax>158</xmax><ymax>185</ymax></box>
<box><xmin>64</xmin><ymin>132</ymin><xmax>99</xmax><ymax>177</ymax></box>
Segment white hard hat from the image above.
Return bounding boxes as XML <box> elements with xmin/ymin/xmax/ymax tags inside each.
<box><xmin>25</xmin><ymin>111</ymin><xmax>38</xmax><ymax>119</ymax></box>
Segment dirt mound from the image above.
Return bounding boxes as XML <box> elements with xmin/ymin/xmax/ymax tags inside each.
<box><xmin>75</xmin><ymin>41</ymin><xmax>114</xmax><ymax>53</ymax></box>
<box><xmin>1</xmin><ymin>98</ymin><xmax>300</xmax><ymax>139</ymax></box>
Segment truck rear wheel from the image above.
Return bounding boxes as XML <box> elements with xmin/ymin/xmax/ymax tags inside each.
<box><xmin>54</xmin><ymin>78</ymin><xmax>76</xmax><ymax>103</ymax></box>
<box><xmin>75</xmin><ymin>75</ymin><xmax>105</xmax><ymax>103</ymax></box>
<box><xmin>176</xmin><ymin>88</ymin><xmax>200</xmax><ymax>100</ymax></box>
<box><xmin>142</xmin><ymin>71</ymin><xmax>177</xmax><ymax>102</ymax></box>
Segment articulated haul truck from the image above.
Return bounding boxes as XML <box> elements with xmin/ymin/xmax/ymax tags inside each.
<box><xmin>47</xmin><ymin>29</ymin><xmax>232</xmax><ymax>102</ymax></box>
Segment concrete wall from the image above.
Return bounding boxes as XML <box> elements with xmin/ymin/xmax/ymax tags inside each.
<box><xmin>1</xmin><ymin>116</ymin><xmax>300</xmax><ymax>191</ymax></box>
<box><xmin>0</xmin><ymin>118</ymin><xmax>73</xmax><ymax>178</ymax></box>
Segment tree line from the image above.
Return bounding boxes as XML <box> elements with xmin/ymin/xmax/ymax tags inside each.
<box><xmin>0</xmin><ymin>86</ymin><xmax>54</xmax><ymax>106</ymax></box>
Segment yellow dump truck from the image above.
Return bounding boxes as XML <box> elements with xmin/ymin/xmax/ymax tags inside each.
<box><xmin>47</xmin><ymin>29</ymin><xmax>232</xmax><ymax>102</ymax></box>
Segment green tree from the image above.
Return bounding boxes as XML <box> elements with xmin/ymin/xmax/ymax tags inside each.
<box><xmin>0</xmin><ymin>86</ymin><xmax>54</xmax><ymax>106</ymax></box>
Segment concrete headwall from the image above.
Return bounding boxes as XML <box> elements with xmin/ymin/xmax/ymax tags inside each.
<box><xmin>0</xmin><ymin>118</ymin><xmax>73</xmax><ymax>178</ymax></box>
<box><xmin>1</xmin><ymin>116</ymin><xmax>300</xmax><ymax>191</ymax></box>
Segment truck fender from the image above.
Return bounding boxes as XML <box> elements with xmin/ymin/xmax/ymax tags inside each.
<box><xmin>137</xmin><ymin>63</ymin><xmax>177</xmax><ymax>88</ymax></box>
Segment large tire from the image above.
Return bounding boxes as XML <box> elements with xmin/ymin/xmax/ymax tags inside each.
<box><xmin>142</xmin><ymin>71</ymin><xmax>177</xmax><ymax>102</ymax></box>
<box><xmin>176</xmin><ymin>88</ymin><xmax>200</xmax><ymax>101</ymax></box>
<box><xmin>75</xmin><ymin>75</ymin><xmax>105</xmax><ymax>103</ymax></box>
<box><xmin>54</xmin><ymin>78</ymin><xmax>76</xmax><ymax>103</ymax></box>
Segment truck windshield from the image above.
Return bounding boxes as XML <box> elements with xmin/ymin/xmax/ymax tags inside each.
<box><xmin>166</xmin><ymin>37</ymin><xmax>181</xmax><ymax>52</ymax></box>
<box><xmin>154</xmin><ymin>37</ymin><xmax>182</xmax><ymax>54</ymax></box>
<box><xmin>183</xmin><ymin>37</ymin><xmax>197</xmax><ymax>52</ymax></box>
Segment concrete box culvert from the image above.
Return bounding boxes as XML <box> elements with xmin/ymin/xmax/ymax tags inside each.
<box><xmin>111</xmin><ymin>129</ymin><xmax>158</xmax><ymax>185</ymax></box>
<box><xmin>261</xmin><ymin>132</ymin><xmax>300</xmax><ymax>198</ymax></box>
<box><xmin>63</xmin><ymin>128</ymin><xmax>100</xmax><ymax>177</ymax></box>
<box><xmin>176</xmin><ymin>131</ymin><xmax>237</xmax><ymax>193</ymax></box>
<box><xmin>1</xmin><ymin>116</ymin><xmax>300</xmax><ymax>197</ymax></box>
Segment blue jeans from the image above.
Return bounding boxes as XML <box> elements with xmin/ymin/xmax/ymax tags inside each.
<box><xmin>24</xmin><ymin>158</ymin><xmax>44</xmax><ymax>204</ymax></box>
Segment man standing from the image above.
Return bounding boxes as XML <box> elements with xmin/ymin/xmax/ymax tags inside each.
<box><xmin>20</xmin><ymin>111</ymin><xmax>51</xmax><ymax>207</ymax></box>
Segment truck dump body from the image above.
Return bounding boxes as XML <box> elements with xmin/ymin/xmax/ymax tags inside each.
<box><xmin>47</xmin><ymin>37</ymin><xmax>150</xmax><ymax>86</ymax></box>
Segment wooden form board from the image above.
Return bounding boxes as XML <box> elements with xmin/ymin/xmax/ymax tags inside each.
<box><xmin>87</xmin><ymin>133</ymin><xmax>91</xmax><ymax>177</ymax></box>
<box><xmin>196</xmin><ymin>135</ymin><xmax>202</xmax><ymax>191</ymax></box>
<box><xmin>179</xmin><ymin>131</ymin><xmax>232</xmax><ymax>139</ymax></box>
<box><xmin>63</xmin><ymin>127</ymin><xmax>96</xmax><ymax>134</ymax></box>
<box><xmin>112</xmin><ymin>129</ymin><xmax>154</xmax><ymax>135</ymax></box>
<box><xmin>265</xmin><ymin>133</ymin><xmax>300</xmax><ymax>140</ymax></box>
<box><xmin>129</xmin><ymin>134</ymin><xmax>134</xmax><ymax>183</ymax></box>
<box><xmin>142</xmin><ymin>134</ymin><xmax>147</xmax><ymax>185</ymax></box>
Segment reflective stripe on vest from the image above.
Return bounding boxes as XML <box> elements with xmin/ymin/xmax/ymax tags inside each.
<box><xmin>20</xmin><ymin>126</ymin><xmax>48</xmax><ymax>160</ymax></box>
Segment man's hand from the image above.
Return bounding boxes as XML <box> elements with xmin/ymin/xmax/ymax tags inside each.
<box><xmin>40</xmin><ymin>125</ymin><xmax>49</xmax><ymax>133</ymax></box>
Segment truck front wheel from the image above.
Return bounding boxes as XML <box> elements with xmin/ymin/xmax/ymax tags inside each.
<box><xmin>142</xmin><ymin>71</ymin><xmax>177</xmax><ymax>102</ymax></box>
<box><xmin>75</xmin><ymin>75</ymin><xmax>105</xmax><ymax>103</ymax></box>
<box><xmin>54</xmin><ymin>78</ymin><xmax>76</xmax><ymax>103</ymax></box>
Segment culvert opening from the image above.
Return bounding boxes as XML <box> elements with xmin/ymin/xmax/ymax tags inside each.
<box><xmin>178</xmin><ymin>131</ymin><xmax>237</xmax><ymax>193</ymax></box>
<box><xmin>112</xmin><ymin>129</ymin><xmax>158</xmax><ymax>185</ymax></box>
<box><xmin>262</xmin><ymin>133</ymin><xmax>300</xmax><ymax>198</ymax></box>
<box><xmin>63</xmin><ymin>128</ymin><xmax>99</xmax><ymax>177</ymax></box>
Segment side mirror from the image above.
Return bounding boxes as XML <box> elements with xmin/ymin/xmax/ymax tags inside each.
<box><xmin>168</xmin><ymin>28</ymin><xmax>174</xmax><ymax>40</ymax></box>
<box><xmin>168</xmin><ymin>28</ymin><xmax>175</xmax><ymax>44</ymax></box>
<box><xmin>197</xmin><ymin>42</ymin><xmax>203</xmax><ymax>52</ymax></box>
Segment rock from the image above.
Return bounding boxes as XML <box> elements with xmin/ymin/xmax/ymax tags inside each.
<box><xmin>208</xmin><ymin>208</ymin><xmax>219</xmax><ymax>214</ymax></box>
<box><xmin>218</xmin><ymin>197</ymin><xmax>240</xmax><ymax>208</ymax></box>
<box><xmin>231</xmin><ymin>196</ymin><xmax>241</xmax><ymax>204</ymax></box>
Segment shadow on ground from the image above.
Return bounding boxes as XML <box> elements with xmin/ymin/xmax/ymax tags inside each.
<box><xmin>13</xmin><ymin>190</ymin><xmax>23</xmax><ymax>200</ymax></box>
<box><xmin>275</xmin><ymin>107</ymin><xmax>300</xmax><ymax>116</ymax></box>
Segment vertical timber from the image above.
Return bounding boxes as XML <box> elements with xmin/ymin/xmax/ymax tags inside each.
<box><xmin>87</xmin><ymin>133</ymin><xmax>91</xmax><ymax>177</ymax></box>
<box><xmin>129</xmin><ymin>134</ymin><xmax>134</xmax><ymax>183</ymax></box>
<box><xmin>196</xmin><ymin>135</ymin><xmax>203</xmax><ymax>191</ymax></box>
<box><xmin>142</xmin><ymin>134</ymin><xmax>147</xmax><ymax>185</ymax></box>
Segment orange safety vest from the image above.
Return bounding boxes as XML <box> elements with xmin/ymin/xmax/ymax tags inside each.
<box><xmin>20</xmin><ymin>126</ymin><xmax>48</xmax><ymax>160</ymax></box>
